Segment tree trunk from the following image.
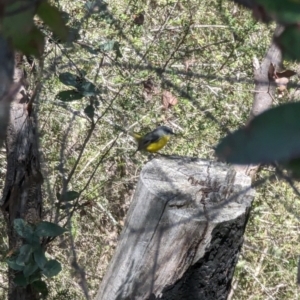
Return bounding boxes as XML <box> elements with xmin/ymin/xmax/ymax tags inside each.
<box><xmin>1</xmin><ymin>53</ymin><xmax>43</xmax><ymax>300</ymax></box>
<box><xmin>96</xmin><ymin>157</ymin><xmax>254</xmax><ymax>300</ymax></box>
<box><xmin>0</xmin><ymin>36</ymin><xmax>14</xmax><ymax>146</ymax></box>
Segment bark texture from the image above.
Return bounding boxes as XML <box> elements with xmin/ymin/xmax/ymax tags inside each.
<box><xmin>96</xmin><ymin>157</ymin><xmax>254</xmax><ymax>300</ymax></box>
<box><xmin>1</xmin><ymin>53</ymin><xmax>43</xmax><ymax>300</ymax></box>
<box><xmin>0</xmin><ymin>36</ymin><xmax>14</xmax><ymax>145</ymax></box>
<box><xmin>250</xmin><ymin>25</ymin><xmax>283</xmax><ymax>120</ymax></box>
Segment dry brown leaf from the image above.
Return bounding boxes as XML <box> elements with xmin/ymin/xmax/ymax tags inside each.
<box><xmin>268</xmin><ymin>63</ymin><xmax>297</xmax><ymax>96</ymax></box>
<box><xmin>275</xmin><ymin>77</ymin><xmax>289</xmax><ymax>86</ymax></box>
<box><xmin>277</xmin><ymin>85</ymin><xmax>286</xmax><ymax>98</ymax></box>
<box><xmin>142</xmin><ymin>78</ymin><xmax>156</xmax><ymax>101</ymax></box>
<box><xmin>133</xmin><ymin>13</ymin><xmax>144</xmax><ymax>25</ymax></box>
<box><xmin>275</xmin><ymin>78</ymin><xmax>289</xmax><ymax>97</ymax></box>
<box><xmin>162</xmin><ymin>90</ymin><xmax>178</xmax><ymax>109</ymax></box>
<box><xmin>276</xmin><ymin>70</ymin><xmax>297</xmax><ymax>78</ymax></box>
<box><xmin>80</xmin><ymin>209</ymin><xmax>87</xmax><ymax>217</ymax></box>
<box><xmin>143</xmin><ymin>78</ymin><xmax>154</xmax><ymax>93</ymax></box>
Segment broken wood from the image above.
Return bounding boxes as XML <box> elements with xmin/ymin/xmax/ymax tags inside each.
<box><xmin>96</xmin><ymin>157</ymin><xmax>254</xmax><ymax>300</ymax></box>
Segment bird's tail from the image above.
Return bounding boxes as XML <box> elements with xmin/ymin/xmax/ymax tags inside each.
<box><xmin>105</xmin><ymin>120</ymin><xmax>142</xmax><ymax>143</ymax></box>
<box><xmin>128</xmin><ymin>131</ymin><xmax>142</xmax><ymax>141</ymax></box>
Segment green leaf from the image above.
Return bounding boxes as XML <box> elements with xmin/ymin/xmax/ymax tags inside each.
<box><xmin>14</xmin><ymin>219</ymin><xmax>34</xmax><ymax>239</ymax></box>
<box><xmin>60</xmin><ymin>11</ymin><xmax>71</xmax><ymax>23</ymax></box>
<box><xmin>215</xmin><ymin>102</ymin><xmax>300</xmax><ymax>164</ymax></box>
<box><xmin>14</xmin><ymin>273</ymin><xmax>28</xmax><ymax>287</ymax></box>
<box><xmin>33</xmin><ymin>247</ymin><xmax>48</xmax><ymax>269</ymax></box>
<box><xmin>32</xmin><ymin>280</ymin><xmax>49</xmax><ymax>297</ymax></box>
<box><xmin>99</xmin><ymin>40</ymin><xmax>116</xmax><ymax>52</ymax></box>
<box><xmin>3</xmin><ymin>2</ymin><xmax>35</xmax><ymax>32</ymax></box>
<box><xmin>59</xmin><ymin>72</ymin><xmax>81</xmax><ymax>88</ymax></box>
<box><xmin>20</xmin><ymin>26</ymin><xmax>45</xmax><ymax>57</ymax></box>
<box><xmin>7</xmin><ymin>258</ymin><xmax>25</xmax><ymax>271</ymax></box>
<box><xmin>85</xmin><ymin>1</ymin><xmax>108</xmax><ymax>15</ymax></box>
<box><xmin>65</xmin><ymin>26</ymin><xmax>81</xmax><ymax>44</ymax></box>
<box><xmin>1</xmin><ymin>2</ymin><xmax>45</xmax><ymax>56</ymax></box>
<box><xmin>37</xmin><ymin>1</ymin><xmax>68</xmax><ymax>42</ymax></box>
<box><xmin>77</xmin><ymin>42</ymin><xmax>99</xmax><ymax>54</ymax></box>
<box><xmin>57</xmin><ymin>191</ymin><xmax>80</xmax><ymax>202</ymax></box>
<box><xmin>42</xmin><ymin>260</ymin><xmax>62</xmax><ymax>278</ymax></box>
<box><xmin>28</xmin><ymin>271</ymin><xmax>42</xmax><ymax>283</ymax></box>
<box><xmin>256</xmin><ymin>0</ymin><xmax>300</xmax><ymax>23</ymax></box>
<box><xmin>35</xmin><ymin>221</ymin><xmax>67</xmax><ymax>237</ymax></box>
<box><xmin>85</xmin><ymin>1</ymin><xmax>112</xmax><ymax>23</ymax></box>
<box><xmin>23</xmin><ymin>260</ymin><xmax>39</xmax><ymax>277</ymax></box>
<box><xmin>16</xmin><ymin>244</ymin><xmax>33</xmax><ymax>266</ymax></box>
<box><xmin>84</xmin><ymin>105</ymin><xmax>95</xmax><ymax>119</ymax></box>
<box><xmin>99</xmin><ymin>40</ymin><xmax>122</xmax><ymax>58</ymax></box>
<box><xmin>56</xmin><ymin>203</ymin><xmax>74</xmax><ymax>210</ymax></box>
<box><xmin>276</xmin><ymin>26</ymin><xmax>300</xmax><ymax>61</ymax></box>
<box><xmin>78</xmin><ymin>81</ymin><xmax>98</xmax><ymax>96</ymax></box>
<box><xmin>56</xmin><ymin>90</ymin><xmax>84</xmax><ymax>101</ymax></box>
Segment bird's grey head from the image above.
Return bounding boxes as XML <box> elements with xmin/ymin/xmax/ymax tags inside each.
<box><xmin>156</xmin><ymin>126</ymin><xmax>174</xmax><ymax>136</ymax></box>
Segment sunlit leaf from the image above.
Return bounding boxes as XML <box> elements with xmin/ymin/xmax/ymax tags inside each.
<box><xmin>215</xmin><ymin>102</ymin><xmax>300</xmax><ymax>164</ymax></box>
<box><xmin>37</xmin><ymin>1</ymin><xmax>68</xmax><ymax>41</ymax></box>
<box><xmin>56</xmin><ymin>90</ymin><xmax>84</xmax><ymax>101</ymax></box>
<box><xmin>42</xmin><ymin>260</ymin><xmax>62</xmax><ymax>278</ymax></box>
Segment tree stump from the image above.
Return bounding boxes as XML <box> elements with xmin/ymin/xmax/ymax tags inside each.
<box><xmin>96</xmin><ymin>157</ymin><xmax>255</xmax><ymax>300</ymax></box>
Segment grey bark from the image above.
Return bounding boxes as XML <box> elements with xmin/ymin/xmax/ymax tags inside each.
<box><xmin>0</xmin><ymin>36</ymin><xmax>14</xmax><ymax>146</ymax></box>
<box><xmin>96</xmin><ymin>157</ymin><xmax>254</xmax><ymax>300</ymax></box>
<box><xmin>1</xmin><ymin>53</ymin><xmax>43</xmax><ymax>300</ymax></box>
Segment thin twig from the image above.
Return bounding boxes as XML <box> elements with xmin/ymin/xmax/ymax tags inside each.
<box><xmin>150</xmin><ymin>24</ymin><xmax>229</xmax><ymax>32</ymax></box>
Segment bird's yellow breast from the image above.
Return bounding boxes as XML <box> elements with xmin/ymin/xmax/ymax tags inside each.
<box><xmin>145</xmin><ymin>135</ymin><xmax>170</xmax><ymax>153</ymax></box>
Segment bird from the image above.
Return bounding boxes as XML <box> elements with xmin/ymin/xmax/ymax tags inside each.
<box><xmin>131</xmin><ymin>126</ymin><xmax>174</xmax><ymax>153</ymax></box>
